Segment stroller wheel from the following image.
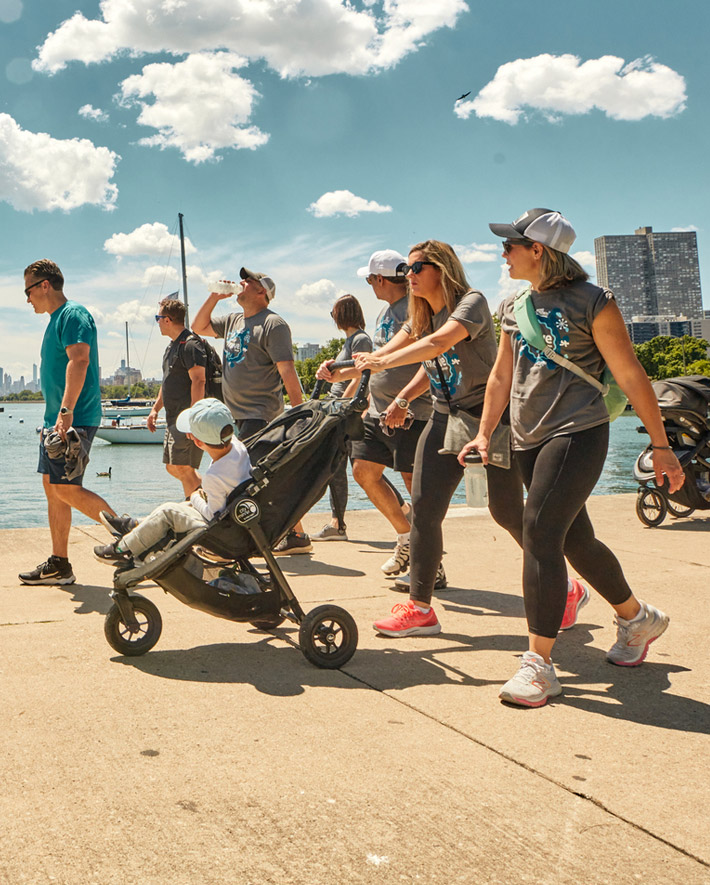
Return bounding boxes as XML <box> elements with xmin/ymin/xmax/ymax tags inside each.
<box><xmin>298</xmin><ymin>604</ymin><xmax>358</xmax><ymax>669</ymax></box>
<box><xmin>249</xmin><ymin>613</ymin><xmax>286</xmax><ymax>630</ymax></box>
<box><xmin>104</xmin><ymin>594</ymin><xmax>162</xmax><ymax>656</ymax></box>
<box><xmin>635</xmin><ymin>488</ymin><xmax>667</xmax><ymax>527</ymax></box>
<box><xmin>667</xmin><ymin>498</ymin><xmax>695</xmax><ymax>519</ymax></box>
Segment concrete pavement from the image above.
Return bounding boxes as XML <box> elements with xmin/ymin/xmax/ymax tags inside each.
<box><xmin>2</xmin><ymin>495</ymin><xmax>709</xmax><ymax>884</ymax></box>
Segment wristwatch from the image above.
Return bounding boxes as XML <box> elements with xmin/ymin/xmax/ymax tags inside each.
<box><xmin>59</xmin><ymin>406</ymin><xmax>73</xmax><ymax>415</ymax></box>
<box><xmin>394</xmin><ymin>397</ymin><xmax>409</xmax><ymax>410</ymax></box>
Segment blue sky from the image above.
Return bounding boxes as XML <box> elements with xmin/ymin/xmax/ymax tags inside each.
<box><xmin>0</xmin><ymin>0</ymin><xmax>707</xmax><ymax>381</ymax></box>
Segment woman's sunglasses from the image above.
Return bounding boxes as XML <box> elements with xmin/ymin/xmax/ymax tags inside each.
<box><xmin>396</xmin><ymin>261</ymin><xmax>437</xmax><ymax>275</ymax></box>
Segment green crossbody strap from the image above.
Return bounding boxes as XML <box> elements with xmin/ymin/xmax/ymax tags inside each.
<box><xmin>512</xmin><ymin>288</ymin><xmax>609</xmax><ymax>396</ymax></box>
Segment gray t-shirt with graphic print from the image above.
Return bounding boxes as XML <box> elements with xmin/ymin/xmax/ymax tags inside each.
<box><xmin>331</xmin><ymin>329</ymin><xmax>373</xmax><ymax>398</ymax></box>
<box><xmin>369</xmin><ymin>295</ymin><xmax>432</xmax><ymax>421</ymax></box>
<box><xmin>406</xmin><ymin>290</ymin><xmax>497</xmax><ymax>415</ymax></box>
<box><xmin>498</xmin><ymin>281</ymin><xmax>613</xmax><ymax>450</ymax></box>
<box><xmin>211</xmin><ymin>308</ymin><xmax>295</xmax><ymax>422</ymax></box>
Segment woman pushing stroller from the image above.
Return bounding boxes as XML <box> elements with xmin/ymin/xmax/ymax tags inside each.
<box><xmin>460</xmin><ymin>208</ymin><xmax>684</xmax><ymax>707</ymax></box>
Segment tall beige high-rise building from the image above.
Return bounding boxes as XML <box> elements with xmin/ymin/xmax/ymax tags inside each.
<box><xmin>594</xmin><ymin>226</ymin><xmax>702</xmax><ymax>322</ymax></box>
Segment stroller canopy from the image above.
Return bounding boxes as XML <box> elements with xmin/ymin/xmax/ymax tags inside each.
<box><xmin>652</xmin><ymin>375</ymin><xmax>710</xmax><ymax>418</ymax></box>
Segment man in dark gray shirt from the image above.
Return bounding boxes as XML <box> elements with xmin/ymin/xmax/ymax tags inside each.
<box><xmin>147</xmin><ymin>298</ymin><xmax>207</xmax><ymax>497</ymax></box>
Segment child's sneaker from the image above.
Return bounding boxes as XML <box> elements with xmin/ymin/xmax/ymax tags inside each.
<box><xmin>606</xmin><ymin>601</ymin><xmax>669</xmax><ymax>666</ymax></box>
<box><xmin>100</xmin><ymin>511</ymin><xmax>138</xmax><ymax>538</ymax></box>
<box><xmin>559</xmin><ymin>579</ymin><xmax>590</xmax><ymax>631</ymax></box>
<box><xmin>499</xmin><ymin>651</ymin><xmax>562</xmax><ymax>707</ymax></box>
<box><xmin>381</xmin><ymin>541</ymin><xmax>409</xmax><ymax>576</ymax></box>
<box><xmin>373</xmin><ymin>600</ymin><xmax>441</xmax><ymax>637</ymax></box>
<box><xmin>19</xmin><ymin>555</ymin><xmax>75</xmax><ymax>586</ymax></box>
<box><xmin>94</xmin><ymin>542</ymin><xmax>133</xmax><ymax>567</ymax></box>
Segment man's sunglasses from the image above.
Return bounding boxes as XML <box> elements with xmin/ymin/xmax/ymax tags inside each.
<box><xmin>155</xmin><ymin>314</ymin><xmax>168</xmax><ymax>322</ymax></box>
<box><xmin>25</xmin><ymin>279</ymin><xmax>47</xmax><ymax>297</ymax></box>
<box><xmin>396</xmin><ymin>261</ymin><xmax>437</xmax><ymax>275</ymax></box>
<box><xmin>502</xmin><ymin>240</ymin><xmax>533</xmax><ymax>254</ymax></box>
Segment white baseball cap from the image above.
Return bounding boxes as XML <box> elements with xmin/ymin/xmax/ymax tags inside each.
<box><xmin>357</xmin><ymin>249</ymin><xmax>407</xmax><ymax>278</ymax></box>
<box><xmin>489</xmin><ymin>208</ymin><xmax>577</xmax><ymax>254</ymax></box>
<box><xmin>176</xmin><ymin>398</ymin><xmax>235</xmax><ymax>445</ymax></box>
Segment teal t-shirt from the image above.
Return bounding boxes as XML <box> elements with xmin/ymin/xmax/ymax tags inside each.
<box><xmin>41</xmin><ymin>300</ymin><xmax>102</xmax><ymax>428</ymax></box>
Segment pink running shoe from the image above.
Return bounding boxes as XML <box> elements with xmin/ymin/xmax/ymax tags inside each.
<box><xmin>559</xmin><ymin>579</ymin><xmax>590</xmax><ymax>631</ymax></box>
<box><xmin>373</xmin><ymin>601</ymin><xmax>442</xmax><ymax>637</ymax></box>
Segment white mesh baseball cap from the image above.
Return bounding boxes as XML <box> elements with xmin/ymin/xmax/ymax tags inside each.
<box><xmin>357</xmin><ymin>249</ymin><xmax>407</xmax><ymax>278</ymax></box>
<box><xmin>240</xmin><ymin>267</ymin><xmax>276</xmax><ymax>301</ymax></box>
<box><xmin>489</xmin><ymin>208</ymin><xmax>576</xmax><ymax>253</ymax></box>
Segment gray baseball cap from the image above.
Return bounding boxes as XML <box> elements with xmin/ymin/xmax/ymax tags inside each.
<box><xmin>240</xmin><ymin>266</ymin><xmax>276</xmax><ymax>301</ymax></box>
<box><xmin>489</xmin><ymin>208</ymin><xmax>576</xmax><ymax>253</ymax></box>
<box><xmin>176</xmin><ymin>398</ymin><xmax>235</xmax><ymax>445</ymax></box>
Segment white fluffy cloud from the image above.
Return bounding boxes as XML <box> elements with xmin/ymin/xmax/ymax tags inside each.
<box><xmin>309</xmin><ymin>190</ymin><xmax>392</xmax><ymax>218</ymax></box>
<box><xmin>456</xmin><ymin>54</ymin><xmax>686</xmax><ymax>124</ymax></box>
<box><xmin>294</xmin><ymin>279</ymin><xmax>347</xmax><ymax>307</ymax></box>
<box><xmin>104</xmin><ymin>222</ymin><xmax>197</xmax><ymax>258</ymax></box>
<box><xmin>0</xmin><ymin>113</ymin><xmax>118</xmax><ymax>212</ymax></box>
<box><xmin>572</xmin><ymin>250</ymin><xmax>596</xmax><ymax>269</ymax></box>
<box><xmin>118</xmin><ymin>52</ymin><xmax>269</xmax><ymax>163</ymax></box>
<box><xmin>34</xmin><ymin>0</ymin><xmax>468</xmax><ymax>77</ymax></box>
<box><xmin>671</xmin><ymin>225</ymin><xmax>699</xmax><ymax>233</ymax></box>
<box><xmin>90</xmin><ymin>299</ymin><xmax>157</xmax><ymax>327</ymax></box>
<box><xmin>79</xmin><ymin>104</ymin><xmax>109</xmax><ymax>122</ymax></box>
<box><xmin>453</xmin><ymin>242</ymin><xmax>499</xmax><ymax>263</ymax></box>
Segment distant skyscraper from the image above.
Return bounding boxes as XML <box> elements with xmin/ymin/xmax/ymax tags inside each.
<box><xmin>32</xmin><ymin>363</ymin><xmax>37</xmax><ymax>385</ymax></box>
<box><xmin>594</xmin><ymin>226</ymin><xmax>702</xmax><ymax>322</ymax></box>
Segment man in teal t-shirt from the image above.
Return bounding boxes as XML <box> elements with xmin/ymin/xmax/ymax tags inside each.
<box><xmin>19</xmin><ymin>259</ymin><xmax>118</xmax><ymax>587</ymax></box>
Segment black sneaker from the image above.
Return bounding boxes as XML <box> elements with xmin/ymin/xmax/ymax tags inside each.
<box><xmin>94</xmin><ymin>542</ymin><xmax>133</xmax><ymax>567</ymax></box>
<box><xmin>99</xmin><ymin>510</ymin><xmax>138</xmax><ymax>538</ymax></box>
<box><xmin>19</xmin><ymin>555</ymin><xmax>76</xmax><ymax>586</ymax></box>
<box><xmin>272</xmin><ymin>531</ymin><xmax>313</xmax><ymax>556</ymax></box>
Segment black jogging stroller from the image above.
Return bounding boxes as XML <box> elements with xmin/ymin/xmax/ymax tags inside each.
<box><xmin>103</xmin><ymin>362</ymin><xmax>368</xmax><ymax>668</ymax></box>
<box><xmin>633</xmin><ymin>374</ymin><xmax>710</xmax><ymax>527</ymax></box>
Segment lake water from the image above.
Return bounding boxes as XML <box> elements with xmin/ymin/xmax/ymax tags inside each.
<box><xmin>0</xmin><ymin>402</ymin><xmax>646</xmax><ymax>530</ymax></box>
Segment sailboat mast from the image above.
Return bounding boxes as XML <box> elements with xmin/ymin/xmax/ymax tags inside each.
<box><xmin>178</xmin><ymin>212</ymin><xmax>189</xmax><ymax>326</ymax></box>
<box><xmin>125</xmin><ymin>321</ymin><xmax>131</xmax><ymax>396</ymax></box>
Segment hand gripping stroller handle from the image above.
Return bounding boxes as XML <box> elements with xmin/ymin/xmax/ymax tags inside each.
<box><xmin>312</xmin><ymin>359</ymin><xmax>370</xmax><ymax>403</ymax></box>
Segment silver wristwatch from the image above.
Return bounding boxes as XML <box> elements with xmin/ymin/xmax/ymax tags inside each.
<box><xmin>394</xmin><ymin>397</ymin><xmax>409</xmax><ymax>409</ymax></box>
<box><xmin>59</xmin><ymin>406</ymin><xmax>72</xmax><ymax>415</ymax></box>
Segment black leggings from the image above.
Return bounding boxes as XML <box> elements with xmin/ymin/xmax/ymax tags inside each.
<box><xmin>514</xmin><ymin>423</ymin><xmax>632</xmax><ymax>638</ymax></box>
<box><xmin>409</xmin><ymin>411</ymin><xmax>524</xmax><ymax>604</ymax></box>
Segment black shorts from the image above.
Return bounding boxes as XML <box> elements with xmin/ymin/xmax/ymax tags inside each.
<box><xmin>37</xmin><ymin>426</ymin><xmax>97</xmax><ymax>486</ymax></box>
<box><xmin>350</xmin><ymin>414</ymin><xmax>426</xmax><ymax>474</ymax></box>
<box><xmin>163</xmin><ymin>423</ymin><xmax>203</xmax><ymax>468</ymax></box>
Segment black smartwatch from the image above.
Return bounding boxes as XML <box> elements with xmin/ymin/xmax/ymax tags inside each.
<box><xmin>59</xmin><ymin>406</ymin><xmax>73</xmax><ymax>415</ymax></box>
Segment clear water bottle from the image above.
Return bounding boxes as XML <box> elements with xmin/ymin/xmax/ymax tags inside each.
<box><xmin>463</xmin><ymin>450</ymin><xmax>488</xmax><ymax>508</ymax></box>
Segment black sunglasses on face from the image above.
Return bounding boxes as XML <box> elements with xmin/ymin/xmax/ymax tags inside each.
<box><xmin>155</xmin><ymin>314</ymin><xmax>168</xmax><ymax>321</ymax></box>
<box><xmin>502</xmin><ymin>240</ymin><xmax>533</xmax><ymax>254</ymax></box>
<box><xmin>25</xmin><ymin>279</ymin><xmax>47</xmax><ymax>297</ymax></box>
<box><xmin>399</xmin><ymin>261</ymin><xmax>437</xmax><ymax>275</ymax></box>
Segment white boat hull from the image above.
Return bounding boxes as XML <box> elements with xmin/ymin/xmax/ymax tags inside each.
<box><xmin>95</xmin><ymin>423</ymin><xmax>165</xmax><ymax>444</ymax></box>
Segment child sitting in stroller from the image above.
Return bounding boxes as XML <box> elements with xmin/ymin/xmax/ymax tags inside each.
<box><xmin>94</xmin><ymin>398</ymin><xmax>251</xmax><ymax>566</ymax></box>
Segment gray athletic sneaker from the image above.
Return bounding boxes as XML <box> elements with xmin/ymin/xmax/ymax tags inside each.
<box><xmin>392</xmin><ymin>564</ymin><xmax>447</xmax><ymax>592</ymax></box>
<box><xmin>606</xmin><ymin>601</ymin><xmax>669</xmax><ymax>666</ymax></box>
<box><xmin>311</xmin><ymin>524</ymin><xmax>348</xmax><ymax>541</ymax></box>
<box><xmin>499</xmin><ymin>652</ymin><xmax>562</xmax><ymax>707</ymax></box>
<box><xmin>381</xmin><ymin>541</ymin><xmax>410</xmax><ymax>576</ymax></box>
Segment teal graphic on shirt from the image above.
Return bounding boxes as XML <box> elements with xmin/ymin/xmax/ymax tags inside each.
<box><xmin>424</xmin><ymin>351</ymin><xmax>462</xmax><ymax>397</ymax></box>
<box><xmin>225</xmin><ymin>327</ymin><xmax>251</xmax><ymax>366</ymax></box>
<box><xmin>519</xmin><ymin>307</ymin><xmax>570</xmax><ymax>370</ymax></box>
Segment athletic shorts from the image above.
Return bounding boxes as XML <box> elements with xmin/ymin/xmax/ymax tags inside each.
<box><xmin>37</xmin><ymin>426</ymin><xmax>97</xmax><ymax>486</ymax></box>
<box><xmin>350</xmin><ymin>414</ymin><xmax>427</xmax><ymax>473</ymax></box>
<box><xmin>163</xmin><ymin>423</ymin><xmax>203</xmax><ymax>468</ymax></box>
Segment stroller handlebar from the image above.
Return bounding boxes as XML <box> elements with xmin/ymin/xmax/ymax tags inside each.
<box><xmin>311</xmin><ymin>359</ymin><xmax>370</xmax><ymax>405</ymax></box>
